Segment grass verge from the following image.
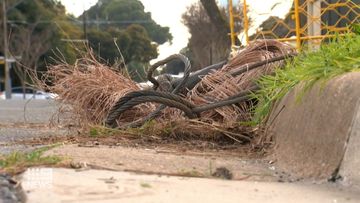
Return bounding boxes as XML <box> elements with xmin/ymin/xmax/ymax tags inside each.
<box><xmin>0</xmin><ymin>146</ymin><xmax>62</xmax><ymax>174</ymax></box>
<box><xmin>252</xmin><ymin>33</ymin><xmax>360</xmax><ymax>124</ymax></box>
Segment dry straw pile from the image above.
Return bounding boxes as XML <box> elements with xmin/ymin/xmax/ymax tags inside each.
<box><xmin>34</xmin><ymin>40</ymin><xmax>295</xmax><ymax>144</ymax></box>
<box><xmin>33</xmin><ymin>54</ymin><xmax>155</xmax><ymax>126</ymax></box>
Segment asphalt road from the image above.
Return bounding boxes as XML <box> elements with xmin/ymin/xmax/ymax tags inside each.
<box><xmin>0</xmin><ymin>99</ymin><xmax>67</xmax><ymax>154</ymax></box>
<box><xmin>0</xmin><ymin>99</ymin><xmax>58</xmax><ymax>124</ymax></box>
<box><xmin>0</xmin><ymin>100</ymin><xmax>69</xmax><ymax>202</ymax></box>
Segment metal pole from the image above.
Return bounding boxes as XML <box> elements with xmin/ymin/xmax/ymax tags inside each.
<box><xmin>83</xmin><ymin>13</ymin><xmax>87</xmax><ymax>40</ymax></box>
<box><xmin>2</xmin><ymin>0</ymin><xmax>11</xmax><ymax>99</ymax></box>
<box><xmin>294</xmin><ymin>0</ymin><xmax>302</xmax><ymax>51</ymax></box>
<box><xmin>307</xmin><ymin>0</ymin><xmax>321</xmax><ymax>49</ymax></box>
<box><xmin>82</xmin><ymin>3</ymin><xmax>88</xmax><ymax>41</ymax></box>
<box><xmin>242</xmin><ymin>0</ymin><xmax>249</xmax><ymax>45</ymax></box>
<box><xmin>228</xmin><ymin>0</ymin><xmax>235</xmax><ymax>48</ymax></box>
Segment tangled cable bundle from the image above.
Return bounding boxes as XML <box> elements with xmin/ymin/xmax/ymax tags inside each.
<box><xmin>186</xmin><ymin>40</ymin><xmax>295</xmax><ymax>125</ymax></box>
<box><xmin>106</xmin><ymin>40</ymin><xmax>296</xmax><ymax>129</ymax></box>
<box><xmin>36</xmin><ymin>40</ymin><xmax>296</xmax><ymax>142</ymax></box>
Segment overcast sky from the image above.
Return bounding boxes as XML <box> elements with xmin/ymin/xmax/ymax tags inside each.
<box><xmin>59</xmin><ymin>0</ymin><xmax>292</xmax><ymax>61</ymax></box>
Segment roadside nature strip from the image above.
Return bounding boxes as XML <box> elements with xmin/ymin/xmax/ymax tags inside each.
<box><xmin>0</xmin><ymin>146</ymin><xmax>61</xmax><ymax>174</ymax></box>
<box><xmin>253</xmin><ymin>33</ymin><xmax>360</xmax><ymax>124</ymax></box>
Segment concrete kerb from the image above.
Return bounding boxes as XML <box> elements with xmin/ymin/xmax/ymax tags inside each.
<box><xmin>266</xmin><ymin>72</ymin><xmax>360</xmax><ymax>186</ymax></box>
<box><xmin>338</xmin><ymin>96</ymin><xmax>360</xmax><ymax>189</ymax></box>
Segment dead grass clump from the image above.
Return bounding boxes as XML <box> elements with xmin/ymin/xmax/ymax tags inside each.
<box><xmin>30</xmin><ymin>40</ymin><xmax>294</xmax><ymax>152</ymax></box>
<box><xmin>103</xmin><ymin>118</ymin><xmax>255</xmax><ymax>144</ymax></box>
<box><xmin>34</xmin><ymin>54</ymin><xmax>155</xmax><ymax>126</ymax></box>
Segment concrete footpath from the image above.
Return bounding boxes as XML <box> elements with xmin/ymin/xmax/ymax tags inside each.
<box><xmin>20</xmin><ymin>168</ymin><xmax>360</xmax><ymax>203</ymax></box>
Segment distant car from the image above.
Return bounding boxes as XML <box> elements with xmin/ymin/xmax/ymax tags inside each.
<box><xmin>0</xmin><ymin>87</ymin><xmax>57</xmax><ymax>100</ymax></box>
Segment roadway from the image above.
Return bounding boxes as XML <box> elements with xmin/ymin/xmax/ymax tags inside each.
<box><xmin>0</xmin><ymin>99</ymin><xmax>58</xmax><ymax>123</ymax></box>
<box><xmin>0</xmin><ymin>99</ymin><xmax>66</xmax><ymax>154</ymax></box>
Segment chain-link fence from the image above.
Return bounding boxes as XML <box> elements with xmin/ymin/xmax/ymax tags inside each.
<box><xmin>229</xmin><ymin>0</ymin><xmax>360</xmax><ymax>50</ymax></box>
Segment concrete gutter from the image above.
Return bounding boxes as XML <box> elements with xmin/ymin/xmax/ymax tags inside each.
<box><xmin>339</xmin><ymin>96</ymin><xmax>360</xmax><ymax>190</ymax></box>
<box><xmin>267</xmin><ymin>72</ymin><xmax>360</xmax><ymax>186</ymax></box>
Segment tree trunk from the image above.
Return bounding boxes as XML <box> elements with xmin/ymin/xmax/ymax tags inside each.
<box><xmin>200</xmin><ymin>0</ymin><xmax>240</xmax><ymax>46</ymax></box>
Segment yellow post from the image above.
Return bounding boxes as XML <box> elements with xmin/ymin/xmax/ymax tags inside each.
<box><xmin>228</xmin><ymin>0</ymin><xmax>235</xmax><ymax>48</ymax></box>
<box><xmin>242</xmin><ymin>0</ymin><xmax>249</xmax><ymax>45</ymax></box>
<box><xmin>294</xmin><ymin>0</ymin><xmax>302</xmax><ymax>50</ymax></box>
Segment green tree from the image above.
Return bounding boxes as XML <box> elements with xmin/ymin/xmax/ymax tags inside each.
<box><xmin>87</xmin><ymin>24</ymin><xmax>157</xmax><ymax>66</ymax></box>
<box><xmin>0</xmin><ymin>0</ymin><xmax>82</xmax><ymax>88</ymax></box>
<box><xmin>85</xmin><ymin>0</ymin><xmax>172</xmax><ymax>44</ymax></box>
<box><xmin>2</xmin><ymin>0</ymin><xmax>82</xmax><ymax>70</ymax></box>
<box><xmin>84</xmin><ymin>0</ymin><xmax>169</xmax><ymax>81</ymax></box>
